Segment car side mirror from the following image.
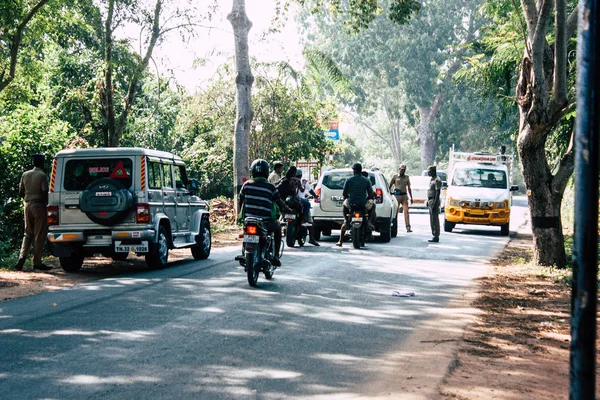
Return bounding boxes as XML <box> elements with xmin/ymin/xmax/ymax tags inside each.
<box><xmin>510</xmin><ymin>185</ymin><xmax>519</xmax><ymax>192</ymax></box>
<box><xmin>189</xmin><ymin>179</ymin><xmax>199</xmax><ymax>195</ymax></box>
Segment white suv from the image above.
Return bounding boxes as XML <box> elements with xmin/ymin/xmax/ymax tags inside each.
<box><xmin>47</xmin><ymin>147</ymin><xmax>211</xmax><ymax>272</ymax></box>
<box><xmin>310</xmin><ymin>168</ymin><xmax>399</xmax><ymax>242</ymax></box>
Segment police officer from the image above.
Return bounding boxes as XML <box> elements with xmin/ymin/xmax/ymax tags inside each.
<box><xmin>426</xmin><ymin>165</ymin><xmax>442</xmax><ymax>243</ymax></box>
<box><xmin>389</xmin><ymin>164</ymin><xmax>413</xmax><ymax>232</ymax></box>
<box><xmin>14</xmin><ymin>154</ymin><xmax>51</xmax><ymax>271</ymax></box>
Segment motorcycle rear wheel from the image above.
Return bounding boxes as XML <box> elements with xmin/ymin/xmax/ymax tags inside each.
<box><xmin>286</xmin><ymin>223</ymin><xmax>296</xmax><ymax>248</ymax></box>
<box><xmin>246</xmin><ymin>253</ymin><xmax>259</xmax><ymax>287</ymax></box>
<box><xmin>352</xmin><ymin>225</ymin><xmax>361</xmax><ymax>249</ymax></box>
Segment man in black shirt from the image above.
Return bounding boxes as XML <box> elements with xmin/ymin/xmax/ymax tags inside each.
<box><xmin>336</xmin><ymin>163</ymin><xmax>375</xmax><ymax>247</ymax></box>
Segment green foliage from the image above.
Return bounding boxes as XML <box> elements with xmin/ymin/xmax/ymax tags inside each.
<box><xmin>296</xmin><ymin>0</ymin><xmax>420</xmax><ymax>32</ymax></box>
<box><xmin>0</xmin><ymin>104</ymin><xmax>75</xmax><ymax>257</ymax></box>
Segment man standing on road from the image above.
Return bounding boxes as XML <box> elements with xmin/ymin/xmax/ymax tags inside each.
<box><xmin>14</xmin><ymin>154</ymin><xmax>51</xmax><ymax>271</ymax></box>
<box><xmin>336</xmin><ymin>163</ymin><xmax>375</xmax><ymax>247</ymax></box>
<box><xmin>268</xmin><ymin>161</ymin><xmax>284</xmax><ymax>184</ymax></box>
<box><xmin>389</xmin><ymin>164</ymin><xmax>413</xmax><ymax>232</ymax></box>
<box><xmin>426</xmin><ymin>165</ymin><xmax>442</xmax><ymax>243</ymax></box>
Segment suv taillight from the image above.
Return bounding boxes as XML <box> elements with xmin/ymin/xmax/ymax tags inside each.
<box><xmin>314</xmin><ymin>187</ymin><xmax>321</xmax><ymax>203</ymax></box>
<box><xmin>375</xmin><ymin>188</ymin><xmax>383</xmax><ymax>204</ymax></box>
<box><xmin>136</xmin><ymin>203</ymin><xmax>150</xmax><ymax>223</ymax></box>
<box><xmin>47</xmin><ymin>205</ymin><xmax>59</xmax><ymax>226</ymax></box>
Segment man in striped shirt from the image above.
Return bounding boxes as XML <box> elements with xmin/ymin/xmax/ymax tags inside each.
<box><xmin>239</xmin><ymin>159</ymin><xmax>292</xmax><ymax>266</ymax></box>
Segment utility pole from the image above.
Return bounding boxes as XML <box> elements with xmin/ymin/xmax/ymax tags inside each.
<box><xmin>570</xmin><ymin>0</ymin><xmax>599</xmax><ymax>398</ymax></box>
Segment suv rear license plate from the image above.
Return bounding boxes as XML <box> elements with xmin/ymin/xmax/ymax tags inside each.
<box><xmin>244</xmin><ymin>235</ymin><xmax>259</xmax><ymax>243</ymax></box>
<box><xmin>284</xmin><ymin>214</ymin><xmax>296</xmax><ymax>219</ymax></box>
<box><xmin>115</xmin><ymin>241</ymin><xmax>148</xmax><ymax>253</ymax></box>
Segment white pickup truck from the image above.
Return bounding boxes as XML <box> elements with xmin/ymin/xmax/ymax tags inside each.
<box><xmin>444</xmin><ymin>149</ymin><xmax>519</xmax><ymax>236</ymax></box>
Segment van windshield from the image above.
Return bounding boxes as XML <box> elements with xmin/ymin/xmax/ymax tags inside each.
<box><xmin>64</xmin><ymin>158</ymin><xmax>133</xmax><ymax>190</ymax></box>
<box><xmin>452</xmin><ymin>168</ymin><xmax>507</xmax><ymax>189</ymax></box>
<box><xmin>322</xmin><ymin>171</ymin><xmax>375</xmax><ymax>190</ymax></box>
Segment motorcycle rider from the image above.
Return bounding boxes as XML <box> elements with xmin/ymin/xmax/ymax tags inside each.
<box><xmin>277</xmin><ymin>167</ymin><xmax>320</xmax><ymax>246</ymax></box>
<box><xmin>336</xmin><ymin>163</ymin><xmax>375</xmax><ymax>247</ymax></box>
<box><xmin>239</xmin><ymin>159</ymin><xmax>292</xmax><ymax>266</ymax></box>
<box><xmin>361</xmin><ymin>171</ymin><xmax>377</xmax><ymax>239</ymax></box>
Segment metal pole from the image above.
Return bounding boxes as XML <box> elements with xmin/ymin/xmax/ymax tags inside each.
<box><xmin>570</xmin><ymin>0</ymin><xmax>599</xmax><ymax>397</ymax></box>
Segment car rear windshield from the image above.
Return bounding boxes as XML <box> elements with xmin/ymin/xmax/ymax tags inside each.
<box><xmin>452</xmin><ymin>168</ymin><xmax>507</xmax><ymax>189</ymax></box>
<box><xmin>321</xmin><ymin>171</ymin><xmax>375</xmax><ymax>190</ymax></box>
<box><xmin>63</xmin><ymin>158</ymin><xmax>133</xmax><ymax>190</ymax></box>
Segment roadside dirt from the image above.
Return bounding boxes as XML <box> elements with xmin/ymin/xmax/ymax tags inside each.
<box><xmin>1</xmin><ymin>224</ymin><xmax>598</xmax><ymax>399</ymax></box>
<box><xmin>435</xmin><ymin>231</ymin><xmax>600</xmax><ymax>399</ymax></box>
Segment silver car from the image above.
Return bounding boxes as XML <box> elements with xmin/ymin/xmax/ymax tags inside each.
<box><xmin>47</xmin><ymin>148</ymin><xmax>211</xmax><ymax>271</ymax></box>
<box><xmin>310</xmin><ymin>168</ymin><xmax>399</xmax><ymax>242</ymax></box>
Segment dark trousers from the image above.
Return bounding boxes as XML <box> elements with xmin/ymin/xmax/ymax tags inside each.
<box><xmin>428</xmin><ymin>201</ymin><xmax>440</xmax><ymax>238</ymax></box>
<box><xmin>18</xmin><ymin>202</ymin><xmax>47</xmax><ymax>266</ymax></box>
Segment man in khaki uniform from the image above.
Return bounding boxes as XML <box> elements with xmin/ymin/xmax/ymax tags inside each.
<box><xmin>426</xmin><ymin>165</ymin><xmax>442</xmax><ymax>243</ymax></box>
<box><xmin>14</xmin><ymin>154</ymin><xmax>51</xmax><ymax>271</ymax></box>
<box><xmin>389</xmin><ymin>164</ymin><xmax>413</xmax><ymax>232</ymax></box>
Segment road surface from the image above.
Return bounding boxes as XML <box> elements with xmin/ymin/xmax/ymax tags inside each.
<box><xmin>0</xmin><ymin>197</ymin><xmax>529</xmax><ymax>399</ymax></box>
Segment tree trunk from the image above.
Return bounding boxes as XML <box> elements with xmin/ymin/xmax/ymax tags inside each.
<box><xmin>516</xmin><ymin>52</ymin><xmax>569</xmax><ymax>267</ymax></box>
<box><xmin>416</xmin><ymin>106</ymin><xmax>437</xmax><ymax>168</ymax></box>
<box><xmin>228</xmin><ymin>0</ymin><xmax>254</xmax><ymax>212</ymax></box>
<box><xmin>103</xmin><ymin>0</ymin><xmax>116</xmax><ymax>147</ymax></box>
<box><xmin>517</xmin><ymin>124</ymin><xmax>567</xmax><ymax>266</ymax></box>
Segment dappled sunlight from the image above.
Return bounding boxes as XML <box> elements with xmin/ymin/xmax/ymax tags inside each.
<box><xmin>60</xmin><ymin>374</ymin><xmax>161</xmax><ymax>385</ymax></box>
<box><xmin>0</xmin><ymin>328</ymin><xmax>155</xmax><ymax>341</ymax></box>
<box><xmin>75</xmin><ymin>277</ymin><xmax>162</xmax><ymax>292</ymax></box>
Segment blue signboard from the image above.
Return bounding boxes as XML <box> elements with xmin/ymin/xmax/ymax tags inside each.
<box><xmin>326</xmin><ymin>129</ymin><xmax>340</xmax><ymax>141</ymax></box>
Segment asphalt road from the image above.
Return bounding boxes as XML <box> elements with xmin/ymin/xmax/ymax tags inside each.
<box><xmin>0</xmin><ymin>197</ymin><xmax>529</xmax><ymax>400</ymax></box>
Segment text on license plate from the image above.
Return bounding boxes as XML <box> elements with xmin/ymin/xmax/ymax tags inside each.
<box><xmin>284</xmin><ymin>214</ymin><xmax>296</xmax><ymax>219</ymax></box>
<box><xmin>115</xmin><ymin>241</ymin><xmax>148</xmax><ymax>253</ymax></box>
<box><xmin>244</xmin><ymin>235</ymin><xmax>260</xmax><ymax>243</ymax></box>
<box><xmin>352</xmin><ymin>218</ymin><xmax>362</xmax><ymax>222</ymax></box>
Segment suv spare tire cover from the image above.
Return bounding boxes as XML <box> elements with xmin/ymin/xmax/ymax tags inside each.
<box><xmin>79</xmin><ymin>177</ymin><xmax>134</xmax><ymax>226</ymax></box>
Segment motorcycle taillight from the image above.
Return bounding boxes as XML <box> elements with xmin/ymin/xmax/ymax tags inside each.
<box><xmin>375</xmin><ymin>188</ymin><xmax>383</xmax><ymax>204</ymax></box>
<box><xmin>314</xmin><ymin>187</ymin><xmax>321</xmax><ymax>203</ymax></box>
<box><xmin>353</xmin><ymin>212</ymin><xmax>361</xmax><ymax>219</ymax></box>
<box><xmin>246</xmin><ymin>225</ymin><xmax>258</xmax><ymax>235</ymax></box>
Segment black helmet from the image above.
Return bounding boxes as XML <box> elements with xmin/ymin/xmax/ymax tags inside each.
<box><xmin>251</xmin><ymin>159</ymin><xmax>270</xmax><ymax>179</ymax></box>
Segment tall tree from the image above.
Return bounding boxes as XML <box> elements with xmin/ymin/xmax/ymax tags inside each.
<box><xmin>0</xmin><ymin>0</ymin><xmax>49</xmax><ymax>92</ymax></box>
<box><xmin>513</xmin><ymin>0</ymin><xmax>578</xmax><ymax>266</ymax></box>
<box><xmin>464</xmin><ymin>0</ymin><xmax>579</xmax><ymax>266</ymax></box>
<box><xmin>227</xmin><ymin>0</ymin><xmax>253</xmax><ymax>210</ymax></box>
<box><xmin>297</xmin><ymin>0</ymin><xmax>479</xmax><ymax>168</ymax></box>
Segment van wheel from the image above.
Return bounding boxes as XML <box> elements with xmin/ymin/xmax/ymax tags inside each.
<box><xmin>444</xmin><ymin>219</ymin><xmax>455</xmax><ymax>233</ymax></box>
<box><xmin>146</xmin><ymin>226</ymin><xmax>169</xmax><ymax>269</ymax></box>
<box><xmin>191</xmin><ymin>219</ymin><xmax>211</xmax><ymax>260</ymax></box>
<box><xmin>60</xmin><ymin>255</ymin><xmax>84</xmax><ymax>272</ymax></box>
<box><xmin>500</xmin><ymin>223</ymin><xmax>509</xmax><ymax>236</ymax></box>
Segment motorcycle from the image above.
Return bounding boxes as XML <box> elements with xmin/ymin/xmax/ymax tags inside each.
<box><xmin>347</xmin><ymin>204</ymin><xmax>368</xmax><ymax>249</ymax></box>
<box><xmin>236</xmin><ymin>217</ymin><xmax>280</xmax><ymax>287</ymax></box>
<box><xmin>282</xmin><ymin>196</ymin><xmax>307</xmax><ymax>248</ymax></box>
